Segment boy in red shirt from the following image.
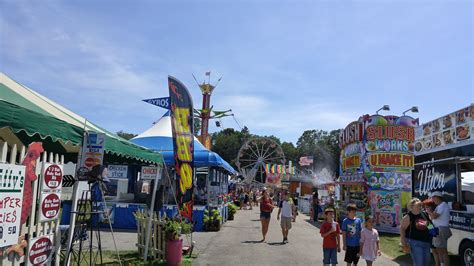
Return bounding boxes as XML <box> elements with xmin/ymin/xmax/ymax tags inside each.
<box><xmin>320</xmin><ymin>208</ymin><xmax>341</xmax><ymax>266</ymax></box>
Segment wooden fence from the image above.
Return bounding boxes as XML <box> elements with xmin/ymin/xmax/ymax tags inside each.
<box><xmin>0</xmin><ymin>141</ymin><xmax>71</xmax><ymax>266</ymax></box>
<box><xmin>134</xmin><ymin>210</ymin><xmax>166</xmax><ymax>260</ymax></box>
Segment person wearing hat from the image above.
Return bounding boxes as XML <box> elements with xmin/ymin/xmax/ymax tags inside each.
<box><xmin>427</xmin><ymin>191</ymin><xmax>452</xmax><ymax>266</ymax></box>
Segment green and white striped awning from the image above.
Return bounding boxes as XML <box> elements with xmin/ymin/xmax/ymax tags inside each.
<box><xmin>0</xmin><ymin>72</ymin><xmax>163</xmax><ymax>164</ymax></box>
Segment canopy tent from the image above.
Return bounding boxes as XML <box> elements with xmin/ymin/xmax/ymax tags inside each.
<box><xmin>131</xmin><ymin>111</ymin><xmax>237</xmax><ymax>174</ymax></box>
<box><xmin>0</xmin><ymin>72</ymin><xmax>163</xmax><ymax>164</ymax></box>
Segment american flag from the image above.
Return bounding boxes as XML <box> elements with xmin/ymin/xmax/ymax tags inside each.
<box><xmin>299</xmin><ymin>156</ymin><xmax>314</xmax><ymax>166</ymax></box>
<box><xmin>205</xmin><ymin>71</ymin><xmax>211</xmax><ymax>76</ymax></box>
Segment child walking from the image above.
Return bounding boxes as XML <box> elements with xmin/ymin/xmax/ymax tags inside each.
<box><xmin>342</xmin><ymin>204</ymin><xmax>362</xmax><ymax>266</ymax></box>
<box><xmin>358</xmin><ymin>216</ymin><xmax>381</xmax><ymax>266</ymax></box>
<box><xmin>320</xmin><ymin>208</ymin><xmax>341</xmax><ymax>266</ymax></box>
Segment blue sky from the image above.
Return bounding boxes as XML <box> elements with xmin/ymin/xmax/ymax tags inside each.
<box><xmin>1</xmin><ymin>0</ymin><xmax>472</xmax><ymax>144</ymax></box>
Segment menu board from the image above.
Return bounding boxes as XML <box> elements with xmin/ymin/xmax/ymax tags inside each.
<box><xmin>0</xmin><ymin>164</ymin><xmax>25</xmax><ymax>247</ymax></box>
<box><xmin>415</xmin><ymin>105</ymin><xmax>474</xmax><ymax>154</ymax></box>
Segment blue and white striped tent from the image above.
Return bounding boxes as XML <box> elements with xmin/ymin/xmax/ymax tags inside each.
<box><xmin>131</xmin><ymin>111</ymin><xmax>236</xmax><ymax>174</ymax></box>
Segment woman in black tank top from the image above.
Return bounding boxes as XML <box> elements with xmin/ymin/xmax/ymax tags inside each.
<box><xmin>400</xmin><ymin>198</ymin><xmax>432</xmax><ymax>266</ymax></box>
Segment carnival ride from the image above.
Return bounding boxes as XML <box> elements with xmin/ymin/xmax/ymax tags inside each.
<box><xmin>236</xmin><ymin>137</ymin><xmax>286</xmax><ymax>184</ymax></box>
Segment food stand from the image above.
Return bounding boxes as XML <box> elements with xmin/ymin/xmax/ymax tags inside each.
<box><xmin>339</xmin><ymin>114</ymin><xmax>417</xmax><ymax>232</ymax></box>
<box><xmin>413</xmin><ymin>105</ymin><xmax>474</xmax><ymax>261</ymax></box>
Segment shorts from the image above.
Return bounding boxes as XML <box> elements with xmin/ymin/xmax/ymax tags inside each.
<box><xmin>260</xmin><ymin>211</ymin><xmax>271</xmax><ymax>220</ymax></box>
<box><xmin>433</xmin><ymin>226</ymin><xmax>452</xmax><ymax>248</ymax></box>
<box><xmin>344</xmin><ymin>245</ymin><xmax>360</xmax><ymax>264</ymax></box>
<box><xmin>323</xmin><ymin>248</ymin><xmax>338</xmax><ymax>264</ymax></box>
<box><xmin>280</xmin><ymin>216</ymin><xmax>292</xmax><ymax>229</ymax></box>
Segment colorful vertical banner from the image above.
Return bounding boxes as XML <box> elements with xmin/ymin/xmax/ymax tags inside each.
<box><xmin>168</xmin><ymin>76</ymin><xmax>194</xmax><ymax>222</ymax></box>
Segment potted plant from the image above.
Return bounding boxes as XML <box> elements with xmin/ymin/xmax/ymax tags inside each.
<box><xmin>164</xmin><ymin>219</ymin><xmax>192</xmax><ymax>266</ymax></box>
<box><xmin>228</xmin><ymin>204</ymin><xmax>237</xmax><ymax>220</ymax></box>
<box><xmin>203</xmin><ymin>209</ymin><xmax>222</xmax><ymax>231</ymax></box>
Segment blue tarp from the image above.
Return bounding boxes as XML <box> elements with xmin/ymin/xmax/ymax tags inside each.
<box><xmin>131</xmin><ymin>136</ymin><xmax>236</xmax><ymax>174</ymax></box>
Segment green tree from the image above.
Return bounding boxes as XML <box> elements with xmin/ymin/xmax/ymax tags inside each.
<box><xmin>193</xmin><ymin>117</ymin><xmax>202</xmax><ymax>136</ymax></box>
<box><xmin>211</xmin><ymin>128</ymin><xmax>246</xmax><ymax>167</ymax></box>
<box><xmin>116</xmin><ymin>130</ymin><xmax>137</xmax><ymax>140</ymax></box>
<box><xmin>281</xmin><ymin>142</ymin><xmax>298</xmax><ymax>164</ymax></box>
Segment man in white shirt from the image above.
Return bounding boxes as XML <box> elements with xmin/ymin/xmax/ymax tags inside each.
<box><xmin>277</xmin><ymin>191</ymin><xmax>296</xmax><ymax>243</ymax></box>
<box><xmin>427</xmin><ymin>191</ymin><xmax>452</xmax><ymax>266</ymax></box>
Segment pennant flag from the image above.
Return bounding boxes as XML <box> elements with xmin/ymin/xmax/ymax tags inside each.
<box><xmin>265</xmin><ymin>164</ymin><xmax>270</xmax><ymax>174</ymax></box>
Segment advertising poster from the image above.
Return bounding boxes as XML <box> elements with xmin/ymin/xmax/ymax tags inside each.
<box><xmin>169</xmin><ymin>76</ymin><xmax>194</xmax><ymax>222</ymax></box>
<box><xmin>27</xmin><ymin>234</ymin><xmax>54</xmax><ymax>266</ymax></box>
<box><xmin>369</xmin><ymin>190</ymin><xmax>402</xmax><ymax>234</ymax></box>
<box><xmin>415</xmin><ymin>104</ymin><xmax>474</xmax><ymax>155</ymax></box>
<box><xmin>0</xmin><ymin>163</ymin><xmax>25</xmax><ymax>248</ymax></box>
<box><xmin>39</xmin><ymin>192</ymin><xmax>61</xmax><ymax>222</ymax></box>
<box><xmin>107</xmin><ymin>165</ymin><xmax>128</xmax><ymax>179</ymax></box>
<box><xmin>367</xmin><ymin>172</ymin><xmax>411</xmax><ymax>192</ymax></box>
<box><xmin>42</xmin><ymin>163</ymin><xmax>63</xmax><ymax>191</ymax></box>
<box><xmin>413</xmin><ymin>160</ymin><xmax>457</xmax><ymax>202</ymax></box>
<box><xmin>77</xmin><ymin>132</ymin><xmax>105</xmax><ymax>180</ymax></box>
<box><xmin>141</xmin><ymin>166</ymin><xmax>159</xmax><ymax>180</ymax></box>
<box><xmin>450</xmin><ymin>211</ymin><xmax>474</xmax><ymax>232</ymax></box>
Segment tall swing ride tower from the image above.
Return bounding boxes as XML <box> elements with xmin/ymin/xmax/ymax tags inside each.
<box><xmin>193</xmin><ymin>72</ymin><xmax>232</xmax><ymax>149</ymax></box>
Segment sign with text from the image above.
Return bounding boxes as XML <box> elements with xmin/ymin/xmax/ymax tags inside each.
<box><xmin>369</xmin><ymin>153</ymin><xmax>414</xmax><ymax>172</ymax></box>
<box><xmin>142</xmin><ymin>97</ymin><xmax>170</xmax><ymax>110</ymax></box>
<box><xmin>27</xmin><ymin>234</ymin><xmax>54</xmax><ymax>266</ymax></box>
<box><xmin>42</xmin><ymin>163</ymin><xmax>63</xmax><ymax>190</ymax></box>
<box><xmin>450</xmin><ymin>211</ymin><xmax>474</xmax><ymax>232</ymax></box>
<box><xmin>77</xmin><ymin>132</ymin><xmax>105</xmax><ymax>180</ymax></box>
<box><xmin>141</xmin><ymin>166</ymin><xmax>159</xmax><ymax>180</ymax></box>
<box><xmin>0</xmin><ymin>163</ymin><xmax>25</xmax><ymax>247</ymax></box>
<box><xmin>413</xmin><ymin>160</ymin><xmax>457</xmax><ymax>202</ymax></box>
<box><xmin>107</xmin><ymin>165</ymin><xmax>128</xmax><ymax>179</ymax></box>
<box><xmin>39</xmin><ymin>192</ymin><xmax>61</xmax><ymax>221</ymax></box>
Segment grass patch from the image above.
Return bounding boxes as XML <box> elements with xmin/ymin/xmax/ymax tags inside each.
<box><xmin>379</xmin><ymin>233</ymin><xmax>404</xmax><ymax>259</ymax></box>
<box><xmin>67</xmin><ymin>250</ymin><xmax>197</xmax><ymax>265</ymax></box>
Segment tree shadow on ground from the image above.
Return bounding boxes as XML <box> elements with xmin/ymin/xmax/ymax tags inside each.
<box><xmin>303</xmin><ymin>218</ymin><xmax>321</xmax><ymax>229</ymax></box>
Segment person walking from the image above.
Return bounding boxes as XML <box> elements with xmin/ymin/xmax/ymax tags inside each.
<box><xmin>244</xmin><ymin>191</ymin><xmax>250</xmax><ymax>210</ymax></box>
<box><xmin>342</xmin><ymin>204</ymin><xmax>362</xmax><ymax>266</ymax></box>
<box><xmin>320</xmin><ymin>208</ymin><xmax>341</xmax><ymax>266</ymax></box>
<box><xmin>427</xmin><ymin>192</ymin><xmax>452</xmax><ymax>266</ymax></box>
<box><xmin>400</xmin><ymin>198</ymin><xmax>432</xmax><ymax>266</ymax></box>
<box><xmin>277</xmin><ymin>191</ymin><xmax>296</xmax><ymax>243</ymax></box>
<box><xmin>239</xmin><ymin>190</ymin><xmax>245</xmax><ymax>210</ymax></box>
<box><xmin>253</xmin><ymin>190</ymin><xmax>258</xmax><ymax>206</ymax></box>
<box><xmin>358</xmin><ymin>216</ymin><xmax>381</xmax><ymax>266</ymax></box>
<box><xmin>312</xmin><ymin>192</ymin><xmax>320</xmax><ymax>223</ymax></box>
<box><xmin>259</xmin><ymin>189</ymin><xmax>275</xmax><ymax>243</ymax></box>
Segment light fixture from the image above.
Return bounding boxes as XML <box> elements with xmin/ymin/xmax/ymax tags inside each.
<box><xmin>402</xmin><ymin>106</ymin><xmax>419</xmax><ymax>116</ymax></box>
<box><xmin>376</xmin><ymin>105</ymin><xmax>390</xmax><ymax>114</ymax></box>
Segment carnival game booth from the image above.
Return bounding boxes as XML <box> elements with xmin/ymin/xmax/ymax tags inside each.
<box><xmin>413</xmin><ymin>104</ymin><xmax>474</xmax><ymax>262</ymax></box>
<box><xmin>338</xmin><ymin>114</ymin><xmax>417</xmax><ymax>231</ymax></box>
<box><xmin>131</xmin><ymin>111</ymin><xmax>237</xmax><ymax>231</ymax></box>
<box><xmin>0</xmin><ymin>73</ymin><xmax>164</xmax><ymax>264</ymax></box>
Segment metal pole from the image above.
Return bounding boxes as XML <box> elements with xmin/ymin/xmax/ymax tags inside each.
<box><xmin>144</xmin><ymin>165</ymin><xmax>162</xmax><ymax>261</ymax></box>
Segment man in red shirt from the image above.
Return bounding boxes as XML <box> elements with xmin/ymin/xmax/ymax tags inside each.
<box><xmin>320</xmin><ymin>208</ymin><xmax>341</xmax><ymax>266</ymax></box>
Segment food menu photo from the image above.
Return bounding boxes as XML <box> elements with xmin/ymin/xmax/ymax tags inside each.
<box><xmin>415</xmin><ymin>104</ymin><xmax>474</xmax><ymax>154</ymax></box>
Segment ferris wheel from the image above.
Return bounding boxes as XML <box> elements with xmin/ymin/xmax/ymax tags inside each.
<box><xmin>236</xmin><ymin>137</ymin><xmax>286</xmax><ymax>184</ymax></box>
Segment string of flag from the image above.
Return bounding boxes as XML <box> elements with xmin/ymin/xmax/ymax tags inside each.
<box><xmin>264</xmin><ymin>163</ymin><xmax>296</xmax><ymax>175</ymax></box>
